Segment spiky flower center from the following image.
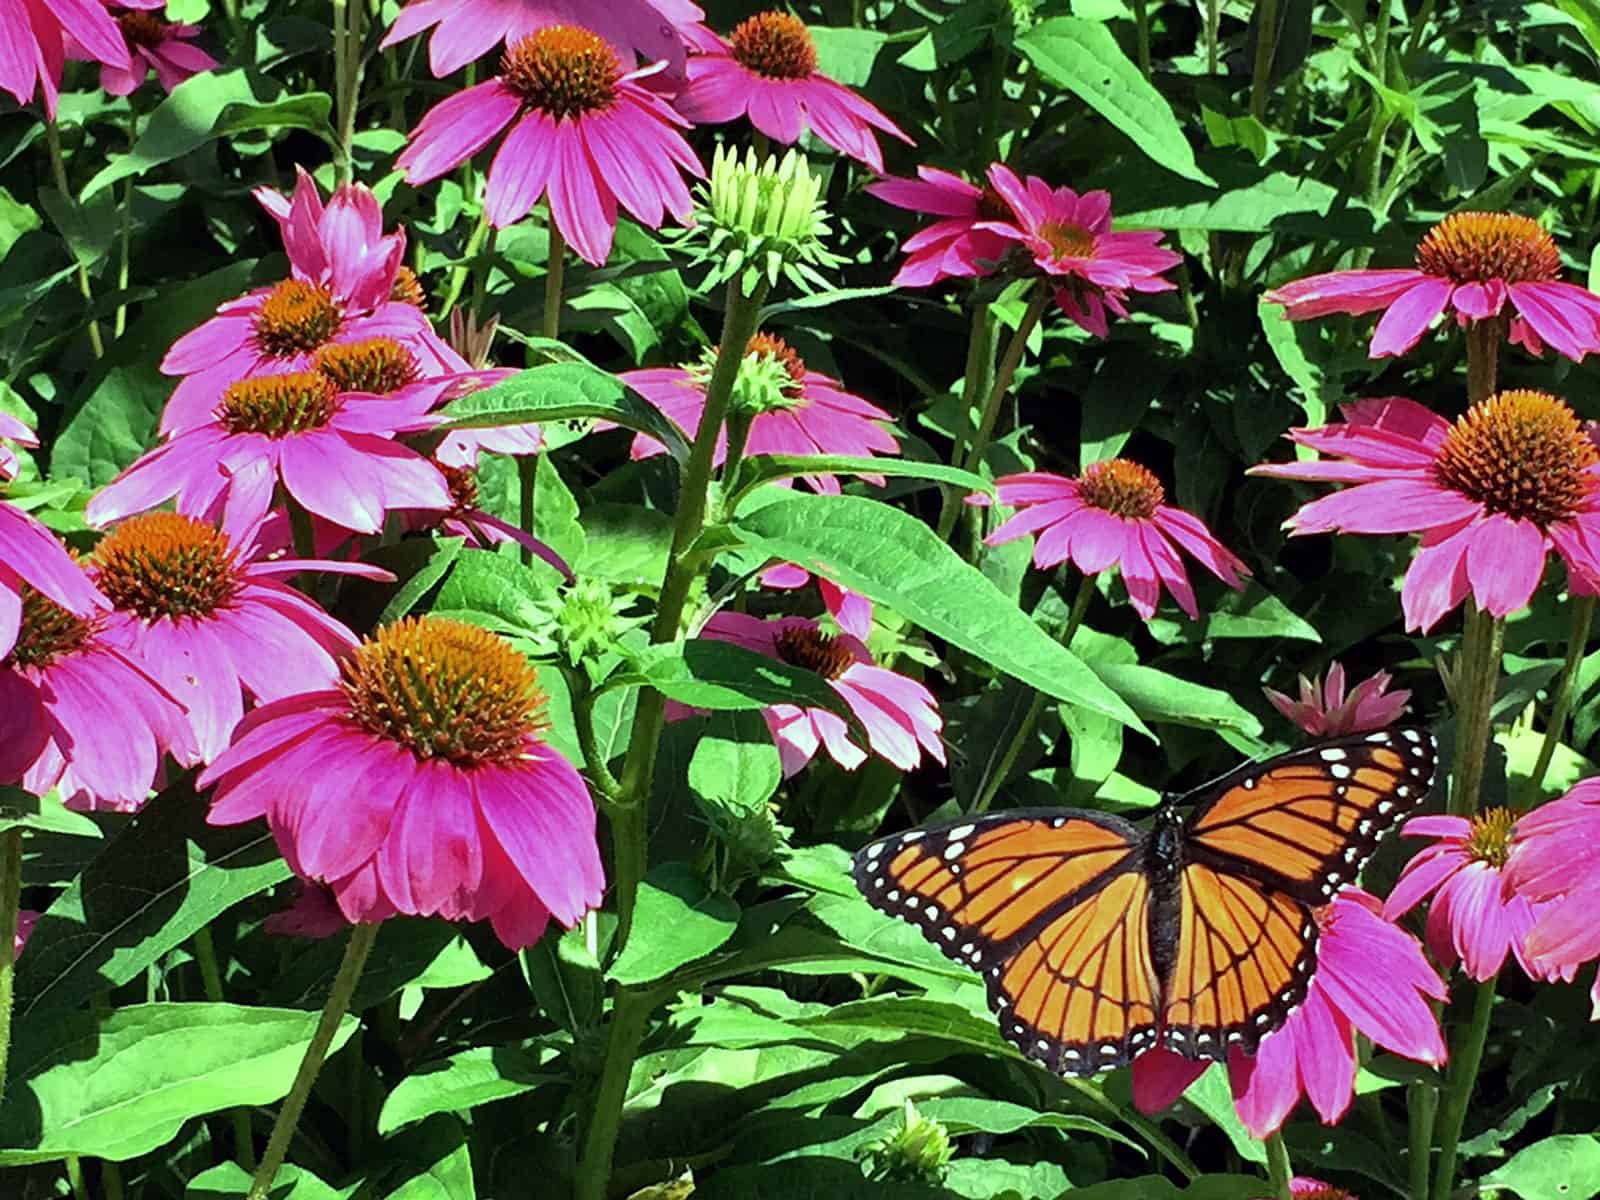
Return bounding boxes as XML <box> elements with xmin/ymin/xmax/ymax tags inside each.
<box><xmin>730</xmin><ymin>11</ymin><xmax>817</xmax><ymax>79</ymax></box>
<box><xmin>1292</xmin><ymin>1187</ymin><xmax>1356</xmax><ymax>1200</ymax></box>
<box><xmin>746</xmin><ymin>332</ymin><xmax>806</xmax><ymax>397</ymax></box>
<box><xmin>94</xmin><ymin>513</ymin><xmax>240</xmax><ymax>620</ymax></box>
<box><xmin>441</xmin><ymin>464</ymin><xmax>479</xmax><ymax>513</ymax></box>
<box><xmin>341</xmin><ymin>616</ymin><xmax>549</xmax><ymax>766</ymax></box>
<box><xmin>1415</xmin><ymin>212</ymin><xmax>1562</xmax><ymax>285</ymax></box>
<box><xmin>7</xmin><ymin>584</ymin><xmax>94</xmax><ymax>670</ymax></box>
<box><xmin>390</xmin><ymin>266</ymin><xmax>426</xmax><ymax>309</ymax></box>
<box><xmin>502</xmin><ymin>25</ymin><xmax>619</xmax><ymax>120</ymax></box>
<box><xmin>1079</xmin><ymin>459</ymin><xmax>1165</xmax><ymax>520</ymax></box>
<box><xmin>774</xmin><ymin>625</ymin><xmax>854</xmax><ymax>680</ymax></box>
<box><xmin>1432</xmin><ymin>390</ymin><xmax>1597</xmax><ymax>526</ymax></box>
<box><xmin>313</xmin><ymin>337</ymin><xmax>420</xmax><ymax>395</ymax></box>
<box><xmin>1037</xmin><ymin>219</ymin><xmax>1096</xmax><ymax>262</ymax></box>
<box><xmin>216</xmin><ymin>371</ymin><xmax>339</xmax><ymax>437</ymax></box>
<box><xmin>116</xmin><ymin>9</ymin><xmax>166</xmax><ymax>47</ymax></box>
<box><xmin>253</xmin><ymin>279</ymin><xmax>343</xmax><ymax>358</ymax></box>
<box><xmin>1466</xmin><ymin>806</ymin><xmax>1518</xmax><ymax>868</ymax></box>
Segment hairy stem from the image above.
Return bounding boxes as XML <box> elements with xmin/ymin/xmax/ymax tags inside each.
<box><xmin>1408</xmin><ymin>1079</ymin><xmax>1439</xmax><ymax>1200</ymax></box>
<box><xmin>43</xmin><ymin>122</ymin><xmax>104</xmax><ymax>358</ymax></box>
<box><xmin>1465</xmin><ymin>319</ymin><xmax>1501</xmax><ymax>406</ymax></box>
<box><xmin>0</xmin><ymin>830</ymin><xmax>20</xmax><ymax>1100</ymax></box>
<box><xmin>1529</xmin><ymin>595</ymin><xmax>1595</xmax><ymax>796</ymax></box>
<box><xmin>935</xmin><ymin>301</ymin><xmax>997</xmax><ymax>542</ymax></box>
<box><xmin>1250</xmin><ymin>0</ymin><xmax>1283</xmax><ymax>120</ymax></box>
<box><xmin>1449</xmin><ymin>603</ymin><xmax>1505</xmax><ymax>816</ymax></box>
<box><xmin>961</xmin><ymin>285</ymin><xmax>1049</xmax><ymax>481</ymax></box>
<box><xmin>573</xmin><ymin>988</ymin><xmax>651</xmax><ymax>1200</ymax></box>
<box><xmin>1431</xmin><ymin>976</ymin><xmax>1497</xmax><ymax>1200</ymax></box>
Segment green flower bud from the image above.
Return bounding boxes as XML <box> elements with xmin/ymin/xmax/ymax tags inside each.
<box><xmin>861</xmin><ymin>1100</ymin><xmax>954</xmax><ymax>1184</ymax></box>
<box><xmin>691</xmin><ymin>144</ymin><xmax>843</xmax><ymax>295</ymax></box>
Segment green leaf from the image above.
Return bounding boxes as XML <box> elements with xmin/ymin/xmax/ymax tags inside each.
<box><xmin>436</xmin><ymin>362</ymin><xmax>691</xmax><ymax>464</ymax></box>
<box><xmin>732</xmin><ymin>455</ymin><xmax>992</xmax><ymax>503</ymax></box>
<box><xmin>377</xmin><ymin>537</ymin><xmax>467</xmax><ymax>624</ymax></box>
<box><xmin>608</xmin><ymin>862</ymin><xmax>741</xmax><ymax>986</ymax></box>
<box><xmin>385</xmin><ymin>1115</ymin><xmax>477</xmax><ymax>1200</ymax></box>
<box><xmin>0</xmin><ymin>1003</ymin><xmax>357</xmax><ymax>1163</ymax></box>
<box><xmin>0</xmin><ymin>788</ymin><xmax>101</xmax><ymax>839</ymax></box>
<box><xmin>378</xmin><ymin>1047</ymin><xmax>559</xmax><ymax>1136</ymax></box>
<box><xmin>1088</xmin><ymin>660</ymin><xmax>1264</xmax><ymax>735</ymax></box>
<box><xmin>615</xmin><ymin>639</ymin><xmax>850</xmax><ymax>716</ymax></box>
<box><xmin>433</xmin><ymin>547</ymin><xmax>562</xmax><ymax>634</ymax></box>
<box><xmin>188</xmin><ymin>1162</ymin><xmax>358</xmax><ymax>1200</ymax></box>
<box><xmin>83</xmin><ymin>70</ymin><xmax>335</xmax><ymax>199</ymax></box>
<box><xmin>1016</xmin><ymin>18</ymin><xmax>1213</xmax><ymax>184</ymax></box>
<box><xmin>808</xmin><ymin>26</ymin><xmax>889</xmax><ymax>84</ymax></box>
<box><xmin>1258</xmin><ymin>297</ymin><xmax>1335</xmax><ymax>428</ymax></box>
<box><xmin>1146</xmin><ymin>587</ymin><xmax>1322</xmax><ymax>645</ymax></box>
<box><xmin>1480</xmin><ymin>1135</ymin><xmax>1600</xmax><ymax>1199</ymax></box>
<box><xmin>1180</xmin><ymin>1064</ymin><xmax>1267</xmax><ymax>1164</ymax></box>
<box><xmin>533</xmin><ymin>453</ymin><xmax>587</xmax><ymax>566</ymax></box>
<box><xmin>689</xmin><ymin>710</ymin><xmax>782</xmax><ymax>812</ymax></box>
<box><xmin>733</xmin><ymin>495</ymin><xmax>1147</xmax><ymax>734</ymax></box>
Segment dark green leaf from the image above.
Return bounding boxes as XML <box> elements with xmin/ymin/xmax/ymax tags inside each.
<box><xmin>732</xmin><ymin>455</ymin><xmax>992</xmax><ymax>503</ymax></box>
<box><xmin>615</xmin><ymin>639</ymin><xmax>850</xmax><ymax>716</ymax></box>
<box><xmin>0</xmin><ymin>788</ymin><xmax>101</xmax><ymax>839</ymax></box>
<box><xmin>378</xmin><ymin>1048</ymin><xmax>559</xmax><ymax>1136</ymax></box>
<box><xmin>608</xmin><ymin>862</ymin><xmax>741</xmax><ymax>986</ymax></box>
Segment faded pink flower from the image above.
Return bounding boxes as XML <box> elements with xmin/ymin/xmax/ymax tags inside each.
<box><xmin>1133</xmin><ymin>890</ymin><xmax>1446</xmax><ymax>1137</ymax></box>
<box><xmin>0</xmin><ymin>0</ymin><xmax>129</xmax><ymax>115</ymax></box>
<box><xmin>867</xmin><ymin>165</ymin><xmax>1016</xmax><ymax>287</ymax></box>
<box><xmin>0</xmin><ymin>412</ymin><xmax>36</xmax><ymax>482</ymax></box>
<box><xmin>980</xmin><ymin>462</ymin><xmax>1249</xmax><ymax>620</ymax></box>
<box><xmin>1250</xmin><ymin>392</ymin><xmax>1600</xmax><ymax>633</ymax></box>
<box><xmin>72</xmin><ymin>3</ymin><xmax>215</xmax><ymax>96</ymax></box>
<box><xmin>396</xmin><ymin>24</ymin><xmax>702</xmax><ymax>264</ymax></box>
<box><xmin>202</xmin><ymin>616</ymin><xmax>604</xmax><ymax>951</ymax></box>
<box><xmin>1505</xmin><ymin>779</ymin><xmax>1600</xmax><ymax>1013</ymax></box>
<box><xmin>1266</xmin><ymin>212</ymin><xmax>1600</xmax><ymax>361</ymax></box>
<box><xmin>978</xmin><ymin>164</ymin><xmax>1181</xmax><ymax>336</ymax></box>
<box><xmin>1265</xmin><ymin>662</ymin><xmax>1411</xmax><ymax>736</ymax></box>
<box><xmin>0</xmin><ymin>500</ymin><xmax>109</xmax><ymax>661</ymax></box>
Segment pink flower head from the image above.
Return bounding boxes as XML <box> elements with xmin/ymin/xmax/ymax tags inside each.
<box><xmin>0</xmin><ymin>500</ymin><xmax>110</xmax><ymax>661</ymax></box>
<box><xmin>760</xmin><ymin>561</ymin><xmax>871</xmax><ymax>641</ymax></box>
<box><xmin>981</xmin><ymin>462</ymin><xmax>1249</xmax><ymax>620</ymax></box>
<box><xmin>0</xmin><ymin>412</ymin><xmax>37</xmax><ymax>482</ymax></box>
<box><xmin>1265</xmin><ymin>662</ymin><xmax>1411</xmax><ymax>737</ymax></box>
<box><xmin>1284</xmin><ymin>1182</ymin><xmax>1358</xmax><ymax>1200</ymax></box>
<box><xmin>380</xmin><ymin>0</ymin><xmax>708</xmax><ymax>86</ymax></box>
<box><xmin>1383</xmin><ymin>809</ymin><xmax>1563</xmax><ymax>983</ymax></box>
<box><xmin>87</xmin><ymin>370</ymin><xmax>453</xmax><ymax>536</ymax></box>
<box><xmin>693</xmin><ymin>612</ymin><xmax>943</xmax><ymax>777</ymax></box>
<box><xmin>1265</xmin><ymin>211</ymin><xmax>1600</xmax><ymax>361</ymax></box>
<box><xmin>623</xmin><ymin>333</ymin><xmax>899</xmax><ymax>494</ymax></box>
<box><xmin>396</xmin><ymin>24</ymin><xmax>703</xmax><ymax>264</ymax></box>
<box><xmin>1133</xmin><ymin>890</ymin><xmax>1446</xmax><ymax>1137</ymax></box>
<box><xmin>0</xmin><ymin>0</ymin><xmax>129</xmax><ymax>115</ymax></box>
<box><xmin>1504</xmin><ymin>779</ymin><xmax>1600</xmax><ymax>1012</ymax></box>
<box><xmin>0</xmin><ymin>568</ymin><xmax>195</xmax><ymax>812</ymax></box>
<box><xmin>866</xmin><ymin>165</ymin><xmax>1017</xmax><ymax>287</ymax></box>
<box><xmin>1251</xmin><ymin>392</ymin><xmax>1600</xmax><ymax>633</ymax></box>
<box><xmin>159</xmin><ymin>171</ymin><xmax>467</xmax><ymax>436</ymax></box>
<box><xmin>201</xmin><ymin>616</ymin><xmax>604</xmax><ymax>951</ymax></box>
<box><xmin>74</xmin><ymin>3</ymin><xmax>216</xmax><ymax>96</ymax></box>
<box><xmin>978</xmin><ymin>165</ymin><xmax>1181</xmax><ymax>336</ymax></box>
<box><xmin>675</xmin><ymin>11</ymin><xmax>912</xmax><ymax>172</ymax></box>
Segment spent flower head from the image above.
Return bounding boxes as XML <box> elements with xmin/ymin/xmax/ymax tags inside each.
<box><xmin>694</xmin><ymin>145</ymin><xmax>842</xmax><ymax>294</ymax></box>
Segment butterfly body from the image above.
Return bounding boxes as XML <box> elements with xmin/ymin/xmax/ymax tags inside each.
<box><xmin>852</xmin><ymin>726</ymin><xmax>1436</xmax><ymax>1077</ymax></box>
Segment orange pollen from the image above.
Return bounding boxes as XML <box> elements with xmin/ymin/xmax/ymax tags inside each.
<box><xmin>7</xmin><ymin>583</ymin><xmax>95</xmax><ymax>670</ymax></box>
<box><xmin>116</xmin><ymin>9</ymin><xmax>166</xmax><ymax>47</ymax></box>
<box><xmin>216</xmin><ymin>371</ymin><xmax>339</xmax><ymax>437</ymax></box>
<box><xmin>340</xmin><ymin>616</ymin><xmax>549</xmax><ymax>766</ymax></box>
<box><xmin>746</xmin><ymin>332</ymin><xmax>806</xmax><ymax>396</ymax></box>
<box><xmin>773</xmin><ymin>625</ymin><xmax>854</xmax><ymax>680</ymax></box>
<box><xmin>1415</xmin><ymin>212</ymin><xmax>1562</xmax><ymax>285</ymax></box>
<box><xmin>1292</xmin><ymin>1188</ymin><xmax>1356</xmax><ymax>1200</ymax></box>
<box><xmin>1037</xmin><ymin>219</ymin><xmax>1096</xmax><ymax>262</ymax></box>
<box><xmin>442</xmin><ymin>464</ymin><xmax>479</xmax><ymax>513</ymax></box>
<box><xmin>252</xmin><ymin>279</ymin><xmax>342</xmax><ymax>358</ymax></box>
<box><xmin>1431</xmin><ymin>389</ymin><xmax>1597</xmax><ymax>526</ymax></box>
<box><xmin>1466</xmin><ymin>807</ymin><xmax>1517</xmax><ymax>868</ymax></box>
<box><xmin>389</xmin><ymin>266</ymin><xmax>426</xmax><ymax>309</ymax></box>
<box><xmin>730</xmin><ymin>11</ymin><xmax>818</xmax><ymax>80</ymax></box>
<box><xmin>312</xmin><ymin>337</ymin><xmax>421</xmax><ymax>395</ymax></box>
<box><xmin>501</xmin><ymin>25</ymin><xmax>619</xmax><ymax>119</ymax></box>
<box><xmin>94</xmin><ymin>513</ymin><xmax>240</xmax><ymax>620</ymax></box>
<box><xmin>1078</xmin><ymin>459</ymin><xmax>1165</xmax><ymax>520</ymax></box>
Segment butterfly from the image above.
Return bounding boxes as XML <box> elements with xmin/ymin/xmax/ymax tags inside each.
<box><xmin>851</xmin><ymin>725</ymin><xmax>1436</xmax><ymax>1076</ymax></box>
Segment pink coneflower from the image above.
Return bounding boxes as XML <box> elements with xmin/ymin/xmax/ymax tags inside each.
<box><xmin>1265</xmin><ymin>212</ymin><xmax>1600</xmax><ymax>361</ymax></box>
<box><xmin>90</xmin><ymin>512</ymin><xmax>385</xmax><ymax>765</ymax></box>
<box><xmin>981</xmin><ymin>462</ymin><xmax>1249</xmax><ymax>619</ymax></box>
<box><xmin>74</xmin><ymin>3</ymin><xmax>216</xmax><ymax>96</ymax></box>
<box><xmin>693</xmin><ymin>612</ymin><xmax>943</xmax><ymax>777</ymax></box>
<box><xmin>1383</xmin><ymin>810</ymin><xmax>1564</xmax><ymax>982</ymax></box>
<box><xmin>0</xmin><ymin>577</ymin><xmax>194</xmax><ymax>812</ymax></box>
<box><xmin>1505</xmin><ymin>779</ymin><xmax>1600</xmax><ymax>1012</ymax></box>
<box><xmin>380</xmin><ymin>0</ymin><xmax>708</xmax><ymax>85</ymax></box>
<box><xmin>1279</xmin><ymin>1183</ymin><xmax>1358</xmax><ymax>1200</ymax></box>
<box><xmin>396</xmin><ymin>25</ymin><xmax>703</xmax><ymax>265</ymax></box>
<box><xmin>1251</xmin><ymin>392</ymin><xmax>1600</xmax><ymax>633</ymax></box>
<box><xmin>87</xmin><ymin>371</ymin><xmax>453</xmax><ymax>535</ymax></box>
<box><xmin>1132</xmin><ymin>889</ymin><xmax>1446</xmax><ymax>1137</ymax></box>
<box><xmin>160</xmin><ymin>171</ymin><xmax>466</xmax><ymax>436</ymax></box>
<box><xmin>0</xmin><ymin>412</ymin><xmax>36</xmax><ymax>481</ymax></box>
<box><xmin>201</xmin><ymin>616</ymin><xmax>605</xmax><ymax>951</ymax></box>
<box><xmin>1264</xmin><ymin>662</ymin><xmax>1411</xmax><ymax>736</ymax></box>
<box><xmin>976</xmin><ymin>164</ymin><xmax>1181</xmax><ymax>336</ymax></box>
<box><xmin>675</xmin><ymin>11</ymin><xmax>911</xmax><ymax>171</ymax></box>
<box><xmin>866</xmin><ymin>166</ymin><xmax>1016</xmax><ymax>287</ymax></box>
<box><xmin>624</xmin><ymin>333</ymin><xmax>899</xmax><ymax>494</ymax></box>
<box><xmin>0</xmin><ymin>501</ymin><xmax>109</xmax><ymax>661</ymax></box>
<box><xmin>0</xmin><ymin>0</ymin><xmax>128</xmax><ymax>115</ymax></box>
<box><xmin>760</xmin><ymin>561</ymin><xmax>871</xmax><ymax>640</ymax></box>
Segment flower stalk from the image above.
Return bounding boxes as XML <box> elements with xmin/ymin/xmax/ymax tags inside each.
<box><xmin>961</xmin><ymin>284</ymin><xmax>1049</xmax><ymax>484</ymax></box>
<box><xmin>936</xmin><ymin>301</ymin><xmax>998</xmax><ymax>542</ymax></box>
<box><xmin>1249</xmin><ymin>0</ymin><xmax>1283</xmax><ymax>121</ymax></box>
<box><xmin>1408</xmin><ymin>1078</ymin><xmax>1438</xmax><ymax>1200</ymax></box>
<box><xmin>1263</xmin><ymin>1131</ymin><xmax>1293</xmax><ymax>1200</ymax></box>
<box><xmin>43</xmin><ymin>121</ymin><xmax>104</xmax><ymax>358</ymax></box>
<box><xmin>1465</xmin><ymin>319</ymin><xmax>1500</xmax><ymax>406</ymax></box>
<box><xmin>0</xmin><ymin>829</ymin><xmax>22</xmax><ymax>1100</ymax></box>
<box><xmin>1528</xmin><ymin>594</ymin><xmax>1595</xmax><ymax>795</ymax></box>
<box><xmin>1431</xmin><ymin>976</ymin><xmax>1498</xmax><ymax>1200</ymax></box>
<box><xmin>1449</xmin><ymin>602</ymin><xmax>1505</xmax><ymax>816</ymax></box>
<box><xmin>194</xmin><ymin>927</ymin><xmax>257</xmax><ymax>1169</ymax></box>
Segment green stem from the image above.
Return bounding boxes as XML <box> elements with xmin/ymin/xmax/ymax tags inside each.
<box><xmin>439</xmin><ymin>209</ymin><xmax>491</xmax><ymax>323</ymax></box>
<box><xmin>1465</xmin><ymin>319</ymin><xmax>1501</xmax><ymax>406</ymax></box>
<box><xmin>288</xmin><ymin>502</ymin><xmax>317</xmax><ymax>563</ymax></box>
<box><xmin>103</xmin><ymin>1163</ymin><xmax>124</xmax><ymax>1200</ymax></box>
<box><xmin>43</xmin><ymin>121</ymin><xmax>104</xmax><ymax>359</ymax></box>
<box><xmin>572</xmin><ymin>988</ymin><xmax>652</xmax><ymax>1200</ymax></box>
<box><xmin>935</xmin><ymin>301</ymin><xmax>997</xmax><ymax>542</ymax></box>
<box><xmin>66</xmin><ymin>1157</ymin><xmax>88</xmax><ymax>1200</ymax></box>
<box><xmin>1250</xmin><ymin>0</ymin><xmax>1282</xmax><ymax>120</ymax></box>
<box><xmin>1204</xmin><ymin>0</ymin><xmax>1221</xmax><ymax>74</ymax></box>
<box><xmin>1408</xmin><ymin>1079</ymin><xmax>1438</xmax><ymax>1200</ymax></box>
<box><xmin>332</xmin><ymin>0</ymin><xmax>363</xmax><ymax>183</ymax></box>
<box><xmin>1529</xmin><ymin>595</ymin><xmax>1595</xmax><ymax>797</ymax></box>
<box><xmin>246</xmin><ymin>923</ymin><xmax>379</xmax><ymax>1200</ymax></box>
<box><xmin>1431</xmin><ymin>976</ymin><xmax>1498</xmax><ymax>1200</ymax></box>
<box><xmin>1059</xmin><ymin>1078</ymin><xmax>1200</xmax><ymax>1181</ymax></box>
<box><xmin>1449</xmin><ymin>603</ymin><xmax>1505</xmax><ymax>816</ymax></box>
<box><xmin>114</xmin><ymin>110</ymin><xmax>138</xmax><ymax>339</ymax></box>
<box><xmin>573</xmin><ymin>681</ymin><xmax>622</xmax><ymax>801</ymax></box>
<box><xmin>193</xmin><ymin>928</ymin><xmax>257</xmax><ymax>1170</ymax></box>
<box><xmin>961</xmin><ymin>286</ymin><xmax>1048</xmax><ymax>481</ymax></box>
<box><xmin>0</xmin><ymin>829</ymin><xmax>20</xmax><ymax>1100</ymax></box>
<box><xmin>1264</xmin><ymin>1131</ymin><xmax>1293</xmax><ymax>1200</ymax></box>
<box><xmin>1133</xmin><ymin>0</ymin><xmax>1152</xmax><ymax>76</ymax></box>
<box><xmin>543</xmin><ymin>225</ymin><xmax>566</xmax><ymax>340</ymax></box>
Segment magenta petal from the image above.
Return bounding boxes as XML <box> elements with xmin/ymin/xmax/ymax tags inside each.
<box><xmin>1464</xmin><ymin>513</ymin><xmax>1547</xmax><ymax>617</ymax></box>
<box><xmin>1369</xmin><ymin>278</ymin><xmax>1454</xmax><ymax>357</ymax></box>
<box><xmin>1401</xmin><ymin>522</ymin><xmax>1474</xmax><ymax>633</ymax></box>
<box><xmin>1131</xmin><ymin>1048</ymin><xmax>1207</xmax><ymax>1113</ymax></box>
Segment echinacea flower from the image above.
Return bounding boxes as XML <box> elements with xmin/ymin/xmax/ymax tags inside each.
<box><xmin>201</xmin><ymin>616</ymin><xmax>605</xmax><ymax>951</ymax></box>
<box><xmin>977</xmin><ymin>165</ymin><xmax>1181</xmax><ymax>336</ymax></box>
<box><xmin>760</xmin><ymin>561</ymin><xmax>871</xmax><ymax>641</ymax></box>
<box><xmin>422</xmin><ymin>368</ymin><xmax>547</xmax><ymax>469</ymax></box>
<box><xmin>0</xmin><ymin>0</ymin><xmax>129</xmax><ymax>116</ymax></box>
<box><xmin>74</xmin><ymin>3</ymin><xmax>216</xmax><ymax>96</ymax></box>
<box><xmin>0</xmin><ymin>577</ymin><xmax>194</xmax><ymax>811</ymax></box>
<box><xmin>87</xmin><ymin>371</ymin><xmax>453</xmax><ymax>535</ymax></box>
<box><xmin>1265</xmin><ymin>662</ymin><xmax>1411</xmax><ymax>737</ymax></box>
<box><xmin>981</xmin><ymin>462</ymin><xmax>1249</xmax><ymax>619</ymax></box>
<box><xmin>1383</xmin><ymin>809</ymin><xmax>1564</xmax><ymax>982</ymax></box>
<box><xmin>160</xmin><ymin>171</ymin><xmax>466</xmax><ymax>435</ymax></box>
<box><xmin>675</xmin><ymin>11</ymin><xmax>911</xmax><ymax>172</ymax></box>
<box><xmin>0</xmin><ymin>412</ymin><xmax>36</xmax><ymax>481</ymax></box>
<box><xmin>406</xmin><ymin>464</ymin><xmax>573</xmax><ymax>578</ymax></box>
<box><xmin>1133</xmin><ymin>889</ymin><xmax>1446</xmax><ymax>1137</ymax></box>
<box><xmin>866</xmin><ymin>165</ymin><xmax>1016</xmax><ymax>287</ymax></box>
<box><xmin>396</xmin><ymin>25</ymin><xmax>703</xmax><ymax>264</ymax></box>
<box><xmin>1251</xmin><ymin>392</ymin><xmax>1600</xmax><ymax>632</ymax></box>
<box><xmin>1275</xmin><ymin>1182</ymin><xmax>1358</xmax><ymax>1200</ymax></box>
<box><xmin>1504</xmin><ymin>779</ymin><xmax>1600</xmax><ymax>1012</ymax></box>
<box><xmin>624</xmin><ymin>333</ymin><xmax>899</xmax><ymax>493</ymax></box>
<box><xmin>1266</xmin><ymin>212</ymin><xmax>1600</xmax><ymax>361</ymax></box>
<box><xmin>691</xmin><ymin>612</ymin><xmax>943</xmax><ymax>776</ymax></box>
<box><xmin>0</xmin><ymin>500</ymin><xmax>109</xmax><ymax>661</ymax></box>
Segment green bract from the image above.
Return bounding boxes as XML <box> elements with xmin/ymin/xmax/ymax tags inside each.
<box><xmin>690</xmin><ymin>145</ymin><xmax>843</xmax><ymax>295</ymax></box>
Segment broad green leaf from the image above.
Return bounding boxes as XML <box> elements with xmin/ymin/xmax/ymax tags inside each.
<box><xmin>376</xmin><ymin>537</ymin><xmax>466</xmax><ymax>624</ymax></box>
<box><xmin>731</xmin><ymin>455</ymin><xmax>992</xmax><ymax>503</ymax></box>
<box><xmin>1480</xmin><ymin>1135</ymin><xmax>1600</xmax><ymax>1199</ymax></box>
<box><xmin>533</xmin><ymin>453</ymin><xmax>587</xmax><ymax>566</ymax></box>
<box><xmin>385</xmin><ymin>1115</ymin><xmax>476</xmax><ymax>1200</ymax></box>
<box><xmin>734</xmin><ymin>495</ymin><xmax>1147</xmax><ymax>734</ymax></box>
<box><xmin>1258</xmin><ymin>297</ymin><xmax>1336</xmax><ymax>430</ymax></box>
<box><xmin>608</xmin><ymin>862</ymin><xmax>740</xmax><ymax>986</ymax></box>
<box><xmin>809</xmin><ymin>26</ymin><xmax>889</xmax><ymax>84</ymax></box>
<box><xmin>614</xmin><ymin>639</ymin><xmax>849</xmax><ymax>717</ymax></box>
<box><xmin>1181</xmin><ymin>1063</ymin><xmax>1268</xmax><ymax>1164</ymax></box>
<box><xmin>269</xmin><ymin>920</ymin><xmax>471</xmax><ymax>1012</ymax></box>
<box><xmin>1016</xmin><ymin>18</ymin><xmax>1212</xmax><ymax>184</ymax></box>
<box><xmin>576</xmin><ymin>503</ymin><xmax>674</xmax><ymax>587</ymax></box>
<box><xmin>1146</xmin><ymin>587</ymin><xmax>1321</xmax><ymax>645</ymax></box>
<box><xmin>378</xmin><ymin>1048</ymin><xmax>558</xmax><ymax>1135</ymax></box>
<box><xmin>689</xmin><ymin>710</ymin><xmax>782</xmax><ymax>813</ymax></box>
<box><xmin>433</xmin><ymin>547</ymin><xmax>562</xmax><ymax>634</ymax></box>
<box><xmin>0</xmin><ymin>1003</ymin><xmax>356</xmax><ymax>1163</ymax></box>
<box><xmin>1089</xmin><ymin>660</ymin><xmax>1264</xmax><ymax>735</ymax></box>
<box><xmin>1501</xmin><ymin>722</ymin><xmax>1596</xmax><ymax>808</ymax></box>
<box><xmin>188</xmin><ymin>1162</ymin><xmax>358</xmax><ymax>1200</ymax></box>
<box><xmin>0</xmin><ymin>788</ymin><xmax>101</xmax><ymax>839</ymax></box>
